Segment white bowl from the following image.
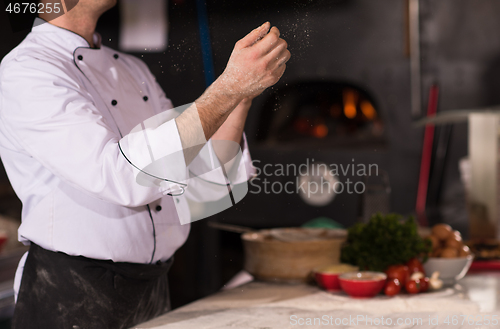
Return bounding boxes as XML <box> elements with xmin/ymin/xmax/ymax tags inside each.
<box><xmin>423</xmin><ymin>255</ymin><xmax>474</xmax><ymax>286</ymax></box>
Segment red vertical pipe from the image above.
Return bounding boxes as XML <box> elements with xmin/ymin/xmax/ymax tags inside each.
<box><xmin>416</xmin><ymin>84</ymin><xmax>439</xmax><ymax>226</ymax></box>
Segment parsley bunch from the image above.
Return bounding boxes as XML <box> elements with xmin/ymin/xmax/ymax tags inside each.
<box><xmin>340</xmin><ymin>213</ymin><xmax>432</xmax><ymax>272</ymax></box>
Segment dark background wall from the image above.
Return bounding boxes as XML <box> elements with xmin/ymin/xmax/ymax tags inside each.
<box><xmin>1</xmin><ymin>0</ymin><xmax>500</xmax><ymax>310</ymax></box>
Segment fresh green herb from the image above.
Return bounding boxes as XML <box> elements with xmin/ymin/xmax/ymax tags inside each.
<box><xmin>340</xmin><ymin>213</ymin><xmax>432</xmax><ymax>272</ymax></box>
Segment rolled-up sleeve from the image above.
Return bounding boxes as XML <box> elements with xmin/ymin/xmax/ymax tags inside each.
<box><xmin>151</xmin><ymin>81</ymin><xmax>257</xmax><ymax>203</ymax></box>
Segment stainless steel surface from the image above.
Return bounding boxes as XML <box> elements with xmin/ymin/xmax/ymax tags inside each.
<box><xmin>0</xmin><ymin>247</ymin><xmax>27</xmax><ymax>283</ymax></box>
<box><xmin>0</xmin><ymin>280</ymin><xmax>14</xmax><ymax>320</ymax></box>
<box><xmin>207</xmin><ymin>222</ymin><xmax>254</xmax><ymax>234</ymax></box>
<box><xmin>468</xmin><ymin>114</ymin><xmax>500</xmax><ymax>239</ymax></box>
<box><xmin>409</xmin><ymin>0</ymin><xmax>422</xmax><ymax>117</ymax></box>
<box><xmin>0</xmin><ymin>247</ymin><xmax>28</xmax><ymax>320</ymax></box>
<box><xmin>414</xmin><ymin>107</ymin><xmax>500</xmax><ymax>126</ymax></box>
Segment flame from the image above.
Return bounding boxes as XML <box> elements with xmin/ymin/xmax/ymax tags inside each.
<box><xmin>312</xmin><ymin>124</ymin><xmax>328</xmax><ymax>138</ymax></box>
<box><xmin>343</xmin><ymin>89</ymin><xmax>357</xmax><ymax>119</ymax></box>
<box><xmin>361</xmin><ymin>101</ymin><xmax>376</xmax><ymax>120</ymax></box>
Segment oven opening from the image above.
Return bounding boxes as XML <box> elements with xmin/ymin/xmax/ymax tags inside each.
<box><xmin>256</xmin><ymin>81</ymin><xmax>386</xmax><ymax>148</ymax></box>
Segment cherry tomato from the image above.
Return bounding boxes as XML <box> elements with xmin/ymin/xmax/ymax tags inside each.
<box><xmin>405</xmin><ymin>279</ymin><xmax>421</xmax><ymax>294</ymax></box>
<box><xmin>419</xmin><ymin>277</ymin><xmax>430</xmax><ymax>293</ymax></box>
<box><xmin>384</xmin><ymin>278</ymin><xmax>401</xmax><ymax>296</ymax></box>
<box><xmin>385</xmin><ymin>265</ymin><xmax>410</xmax><ymax>286</ymax></box>
<box><xmin>406</xmin><ymin>258</ymin><xmax>425</xmax><ymax>276</ymax></box>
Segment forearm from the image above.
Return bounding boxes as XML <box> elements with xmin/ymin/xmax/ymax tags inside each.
<box><xmin>174</xmin><ymin>79</ymin><xmax>242</xmax><ymax>165</ymax></box>
<box><xmin>195</xmin><ymin>79</ymin><xmax>245</xmax><ymax>140</ymax></box>
<box><xmin>210</xmin><ymin>98</ymin><xmax>251</xmax><ymax>169</ymax></box>
<box><xmin>174</xmin><ymin>21</ymin><xmax>289</xmax><ymax>165</ymax></box>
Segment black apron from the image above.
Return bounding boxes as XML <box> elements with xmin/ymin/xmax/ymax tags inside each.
<box><xmin>12</xmin><ymin>243</ymin><xmax>173</xmax><ymax>329</ymax></box>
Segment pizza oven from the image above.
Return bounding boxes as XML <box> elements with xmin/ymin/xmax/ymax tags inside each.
<box><xmin>256</xmin><ymin>81</ymin><xmax>385</xmax><ymax>147</ymax></box>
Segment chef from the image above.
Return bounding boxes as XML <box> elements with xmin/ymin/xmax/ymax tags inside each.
<box><xmin>0</xmin><ymin>0</ymin><xmax>291</xmax><ymax>327</ymax></box>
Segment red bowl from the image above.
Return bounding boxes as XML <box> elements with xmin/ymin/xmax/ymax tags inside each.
<box><xmin>314</xmin><ymin>264</ymin><xmax>359</xmax><ymax>291</ymax></box>
<box><xmin>315</xmin><ymin>272</ymin><xmax>342</xmax><ymax>291</ymax></box>
<box><xmin>338</xmin><ymin>271</ymin><xmax>387</xmax><ymax>298</ymax></box>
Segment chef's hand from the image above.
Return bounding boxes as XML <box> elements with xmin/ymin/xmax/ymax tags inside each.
<box><xmin>184</xmin><ymin>23</ymin><xmax>289</xmax><ymax>148</ymax></box>
<box><xmin>219</xmin><ymin>22</ymin><xmax>291</xmax><ymax>100</ymax></box>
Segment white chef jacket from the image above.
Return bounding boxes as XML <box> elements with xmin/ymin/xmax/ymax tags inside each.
<box><xmin>0</xmin><ymin>18</ymin><xmax>254</xmax><ymax>268</ymax></box>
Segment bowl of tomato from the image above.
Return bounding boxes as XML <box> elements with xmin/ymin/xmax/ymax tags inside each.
<box><xmin>313</xmin><ymin>264</ymin><xmax>359</xmax><ymax>291</ymax></box>
<box><xmin>338</xmin><ymin>271</ymin><xmax>387</xmax><ymax>298</ymax></box>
